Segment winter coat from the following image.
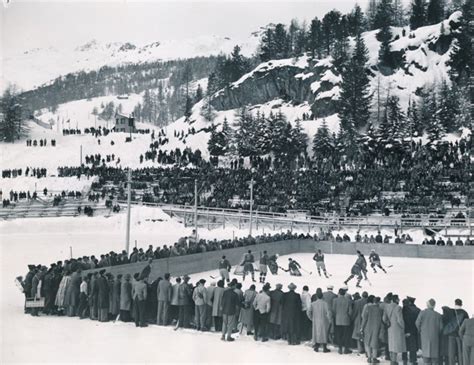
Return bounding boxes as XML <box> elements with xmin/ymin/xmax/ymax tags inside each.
<box><xmin>403</xmin><ymin>303</ymin><xmax>421</xmax><ymax>353</ymax></box>
<box><xmin>55</xmin><ymin>275</ymin><xmax>70</xmax><ymax>307</ymax></box>
<box><xmin>212</xmin><ymin>286</ymin><xmax>225</xmax><ymax>317</ymax></box>
<box><xmin>171</xmin><ymin>283</ymin><xmax>180</xmax><ymax>306</ymax></box>
<box><xmin>281</xmin><ymin>291</ymin><xmax>302</xmax><ymax>335</ymax></box>
<box><xmin>132</xmin><ymin>281</ymin><xmax>148</xmax><ymax>301</ymax></box>
<box><xmin>192</xmin><ymin>285</ymin><xmax>208</xmax><ymax>306</ymax></box>
<box><xmin>69</xmin><ymin>272</ymin><xmax>81</xmax><ymax>307</ymax></box>
<box><xmin>383</xmin><ymin>303</ymin><xmax>406</xmax><ymax>353</ymax></box>
<box><xmin>254</xmin><ymin>291</ymin><xmax>271</xmax><ymax>314</ymax></box>
<box><xmin>178</xmin><ymin>282</ymin><xmax>192</xmax><ymax>305</ymax></box>
<box><xmin>332</xmin><ymin>295</ymin><xmax>352</xmax><ymax>326</ymax></box>
<box><xmin>361</xmin><ymin>303</ymin><xmax>383</xmax><ymax>349</ymax></box>
<box><xmin>31</xmin><ymin>274</ymin><xmax>41</xmax><ymax>299</ymax></box>
<box><xmin>322</xmin><ymin>290</ymin><xmax>337</xmax><ymax>307</ymax></box>
<box><xmin>240</xmin><ymin>289</ymin><xmax>257</xmax><ymax>326</ymax></box>
<box><xmin>205</xmin><ymin>286</ymin><xmax>215</xmax><ymax>306</ymax></box>
<box><xmin>459</xmin><ymin>318</ymin><xmax>474</xmax><ymax>347</ymax></box>
<box><xmin>221</xmin><ymin>287</ymin><xmax>239</xmax><ymax>316</ymax></box>
<box><xmin>416</xmin><ymin>308</ymin><xmax>443</xmax><ymax>358</ymax></box>
<box><xmin>269</xmin><ymin>289</ymin><xmax>284</xmax><ymax>325</ymax></box>
<box><xmin>120</xmin><ymin>280</ymin><xmax>132</xmax><ymax>311</ymax></box>
<box><xmin>307</xmin><ymin>299</ymin><xmax>332</xmax><ymax>344</ymax></box>
<box><xmin>157</xmin><ymin>279</ymin><xmax>172</xmax><ymax>302</ymax></box>
<box><xmin>352</xmin><ymin>297</ymin><xmax>368</xmax><ymax>340</ymax></box>
<box><xmin>111</xmin><ymin>279</ymin><xmax>121</xmax><ymax>315</ymax></box>
<box><xmin>97</xmin><ymin>275</ymin><xmax>109</xmax><ymax>309</ymax></box>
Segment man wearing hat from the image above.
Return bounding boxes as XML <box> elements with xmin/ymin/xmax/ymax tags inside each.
<box><xmin>253</xmin><ymin>283</ymin><xmax>272</xmax><ymax>342</ymax></box>
<box><xmin>192</xmin><ymin>279</ymin><xmax>208</xmax><ymax>331</ymax></box>
<box><xmin>459</xmin><ymin>313</ymin><xmax>474</xmax><ymax>365</ymax></box>
<box><xmin>402</xmin><ymin>296</ymin><xmax>420</xmax><ymax>365</ymax></box>
<box><xmin>332</xmin><ymin>288</ymin><xmax>353</xmax><ymax>354</ymax></box>
<box><xmin>133</xmin><ymin>276</ymin><xmax>148</xmax><ymax>327</ymax></box>
<box><xmin>220</xmin><ymin>280</ymin><xmax>240</xmax><ymax>341</ymax></box>
<box><xmin>282</xmin><ymin>283</ymin><xmax>302</xmax><ymax>345</ymax></box>
<box><xmin>177</xmin><ymin>275</ymin><xmax>192</xmax><ymax>328</ymax></box>
<box><xmin>416</xmin><ymin>299</ymin><xmax>443</xmax><ymax>365</ymax></box>
<box><xmin>97</xmin><ymin>269</ymin><xmax>109</xmax><ymax>322</ymax></box>
<box><xmin>446</xmin><ymin>299</ymin><xmax>469</xmax><ymax>365</ymax></box>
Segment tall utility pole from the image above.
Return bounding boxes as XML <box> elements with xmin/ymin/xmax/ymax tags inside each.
<box><xmin>194</xmin><ymin>179</ymin><xmax>198</xmax><ymax>242</ymax></box>
<box><xmin>249</xmin><ymin>176</ymin><xmax>254</xmax><ymax>237</ymax></box>
<box><xmin>125</xmin><ymin>169</ymin><xmax>132</xmax><ymax>254</ymax></box>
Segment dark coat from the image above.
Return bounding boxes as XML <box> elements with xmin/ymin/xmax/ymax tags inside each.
<box><xmin>281</xmin><ymin>291</ymin><xmax>302</xmax><ymax>335</ymax></box>
<box><xmin>97</xmin><ymin>275</ymin><xmax>109</xmax><ymax>309</ymax></box>
<box><xmin>352</xmin><ymin>298</ymin><xmax>368</xmax><ymax>340</ymax></box>
<box><xmin>120</xmin><ymin>280</ymin><xmax>132</xmax><ymax>311</ymax></box>
<box><xmin>269</xmin><ymin>289</ymin><xmax>284</xmax><ymax>325</ymax></box>
<box><xmin>69</xmin><ymin>272</ymin><xmax>81</xmax><ymax>307</ymax></box>
<box><xmin>221</xmin><ymin>287</ymin><xmax>239</xmax><ymax>315</ymax></box>
<box><xmin>403</xmin><ymin>303</ymin><xmax>421</xmax><ymax>352</ymax></box>
<box><xmin>111</xmin><ymin>279</ymin><xmax>121</xmax><ymax>315</ymax></box>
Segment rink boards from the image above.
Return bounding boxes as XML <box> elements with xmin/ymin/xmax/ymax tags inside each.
<box><xmin>80</xmin><ymin>240</ymin><xmax>474</xmax><ymax>281</ymax></box>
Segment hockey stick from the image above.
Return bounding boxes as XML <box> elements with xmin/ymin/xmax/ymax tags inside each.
<box><xmin>174</xmin><ymin>320</ymin><xmax>180</xmax><ymax>331</ymax></box>
<box><xmin>387</xmin><ymin>265</ymin><xmax>393</xmax><ymax>268</ymax></box>
<box><xmin>209</xmin><ymin>275</ymin><xmax>217</xmax><ymax>279</ymax></box>
<box><xmin>301</xmin><ymin>267</ymin><xmax>313</xmax><ymax>275</ymax></box>
<box><xmin>278</xmin><ymin>266</ymin><xmax>289</xmax><ymax>272</ymax></box>
<box><xmin>113</xmin><ymin>313</ymin><xmax>120</xmax><ymax>323</ymax></box>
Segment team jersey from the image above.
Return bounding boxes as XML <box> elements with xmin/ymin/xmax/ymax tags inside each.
<box><xmin>259</xmin><ymin>254</ymin><xmax>269</xmax><ymax>265</ymax></box>
<box><xmin>369</xmin><ymin>253</ymin><xmax>380</xmax><ymax>262</ymax></box>
<box><xmin>355</xmin><ymin>256</ymin><xmax>367</xmax><ymax>270</ymax></box>
<box><xmin>219</xmin><ymin>259</ymin><xmax>231</xmax><ymax>270</ymax></box>
<box><xmin>243</xmin><ymin>253</ymin><xmax>254</xmax><ymax>264</ymax></box>
<box><xmin>313</xmin><ymin>253</ymin><xmax>324</xmax><ymax>262</ymax></box>
<box><xmin>289</xmin><ymin>261</ymin><xmax>301</xmax><ymax>270</ymax></box>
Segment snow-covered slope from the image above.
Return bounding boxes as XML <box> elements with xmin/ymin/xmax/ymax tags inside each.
<box><xmin>3</xmin><ymin>34</ymin><xmax>259</xmax><ymax>92</ymax></box>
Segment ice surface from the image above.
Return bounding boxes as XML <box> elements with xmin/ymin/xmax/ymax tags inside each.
<box><xmin>1</xmin><ymin>212</ymin><xmax>472</xmax><ymax>363</ymax></box>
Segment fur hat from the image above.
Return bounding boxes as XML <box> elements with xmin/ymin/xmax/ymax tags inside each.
<box><xmin>288</xmin><ymin>283</ymin><xmax>297</xmax><ymax>290</ymax></box>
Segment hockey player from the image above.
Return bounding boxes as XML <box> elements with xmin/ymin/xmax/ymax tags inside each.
<box><xmin>369</xmin><ymin>249</ymin><xmax>386</xmax><ymax>273</ymax></box>
<box><xmin>344</xmin><ymin>250</ymin><xmax>368</xmax><ymax>288</ymax></box>
<box><xmin>259</xmin><ymin>251</ymin><xmax>269</xmax><ymax>283</ymax></box>
<box><xmin>268</xmin><ymin>254</ymin><xmax>279</xmax><ymax>275</ymax></box>
<box><xmin>218</xmin><ymin>255</ymin><xmax>232</xmax><ymax>282</ymax></box>
<box><xmin>288</xmin><ymin>258</ymin><xmax>302</xmax><ymax>276</ymax></box>
<box><xmin>312</xmin><ymin>249</ymin><xmax>329</xmax><ymax>278</ymax></box>
<box><xmin>242</xmin><ymin>250</ymin><xmax>256</xmax><ymax>282</ymax></box>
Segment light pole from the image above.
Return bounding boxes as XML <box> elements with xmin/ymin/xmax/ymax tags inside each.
<box><xmin>194</xmin><ymin>179</ymin><xmax>198</xmax><ymax>242</ymax></box>
<box><xmin>249</xmin><ymin>175</ymin><xmax>254</xmax><ymax>237</ymax></box>
<box><xmin>125</xmin><ymin>169</ymin><xmax>132</xmax><ymax>254</ymax></box>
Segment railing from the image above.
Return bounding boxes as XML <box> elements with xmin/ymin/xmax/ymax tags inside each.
<box><xmin>117</xmin><ymin>200</ymin><xmax>472</xmax><ymax>230</ymax></box>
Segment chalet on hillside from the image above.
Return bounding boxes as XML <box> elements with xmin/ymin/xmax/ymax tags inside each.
<box><xmin>113</xmin><ymin>112</ymin><xmax>135</xmax><ymax>133</ymax></box>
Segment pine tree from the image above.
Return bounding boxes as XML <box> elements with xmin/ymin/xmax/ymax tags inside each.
<box><xmin>0</xmin><ymin>87</ymin><xmax>27</xmax><ymax>142</ymax></box>
<box><xmin>378</xmin><ymin>24</ymin><xmax>393</xmax><ymax>68</ymax></box>
<box><xmin>307</xmin><ymin>17</ymin><xmax>323</xmax><ymax>58</ymax></box>
<box><xmin>427</xmin><ymin>0</ymin><xmax>444</xmax><ymax>24</ymax></box>
<box><xmin>437</xmin><ymin>80</ymin><xmax>459</xmax><ymax>133</ymax></box>
<box><xmin>234</xmin><ymin>108</ymin><xmax>257</xmax><ymax>156</ymax></box>
<box><xmin>406</xmin><ymin>98</ymin><xmax>421</xmax><ymax>137</ymax></box>
<box><xmin>291</xmin><ymin>119</ymin><xmax>308</xmax><ymax>157</ymax></box>
<box><xmin>195</xmin><ymin>84</ymin><xmax>203</xmax><ymax>103</ymax></box>
<box><xmin>322</xmin><ymin>10</ymin><xmax>342</xmax><ymax>55</ymax></box>
<box><xmin>260</xmin><ymin>27</ymin><xmax>276</xmax><ymax>62</ymax></box>
<box><xmin>374</xmin><ymin>0</ymin><xmax>395</xmax><ymax>29</ymax></box>
<box><xmin>347</xmin><ymin>4</ymin><xmax>367</xmax><ymax>36</ymax></box>
<box><xmin>410</xmin><ymin>0</ymin><xmax>427</xmax><ymax>29</ymax></box>
<box><xmin>392</xmin><ymin>0</ymin><xmax>407</xmax><ymax>26</ymax></box>
<box><xmin>208</xmin><ymin>125</ymin><xmax>227</xmax><ymax>156</ymax></box>
<box><xmin>339</xmin><ymin>33</ymin><xmax>373</xmax><ymax>129</ymax></box>
<box><xmin>312</xmin><ymin>119</ymin><xmax>334</xmax><ymax>160</ymax></box>
<box><xmin>447</xmin><ymin>0</ymin><xmax>473</xmax><ymax>83</ymax></box>
<box><xmin>367</xmin><ymin>0</ymin><xmax>380</xmax><ymax>29</ymax></box>
<box><xmin>385</xmin><ymin>95</ymin><xmax>407</xmax><ymax>141</ymax></box>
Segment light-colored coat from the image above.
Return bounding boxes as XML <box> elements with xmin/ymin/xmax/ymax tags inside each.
<box><xmin>240</xmin><ymin>289</ymin><xmax>257</xmax><ymax>327</ymax></box>
<box><xmin>361</xmin><ymin>303</ymin><xmax>383</xmax><ymax>349</ymax></box>
<box><xmin>157</xmin><ymin>279</ymin><xmax>172</xmax><ymax>302</ymax></box>
<box><xmin>307</xmin><ymin>299</ymin><xmax>332</xmax><ymax>344</ymax></box>
<box><xmin>211</xmin><ymin>286</ymin><xmax>224</xmax><ymax>317</ymax></box>
<box><xmin>254</xmin><ymin>291</ymin><xmax>271</xmax><ymax>314</ymax></box>
<box><xmin>416</xmin><ymin>308</ymin><xmax>443</xmax><ymax>358</ymax></box>
<box><xmin>192</xmin><ymin>284</ymin><xmax>208</xmax><ymax>306</ymax></box>
<box><xmin>383</xmin><ymin>303</ymin><xmax>406</xmax><ymax>353</ymax></box>
<box><xmin>332</xmin><ymin>295</ymin><xmax>352</xmax><ymax>326</ymax></box>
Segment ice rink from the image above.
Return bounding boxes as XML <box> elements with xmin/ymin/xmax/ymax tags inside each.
<box><xmin>1</xmin><ymin>214</ymin><xmax>473</xmax><ymax>364</ymax></box>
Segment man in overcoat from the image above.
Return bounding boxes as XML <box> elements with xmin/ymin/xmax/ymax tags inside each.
<box><xmin>281</xmin><ymin>283</ymin><xmax>302</xmax><ymax>345</ymax></box>
<box><xmin>416</xmin><ymin>299</ymin><xmax>443</xmax><ymax>365</ymax></box>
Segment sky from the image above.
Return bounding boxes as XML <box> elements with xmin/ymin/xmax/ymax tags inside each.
<box><xmin>1</xmin><ymin>0</ymin><xmax>374</xmax><ymax>56</ymax></box>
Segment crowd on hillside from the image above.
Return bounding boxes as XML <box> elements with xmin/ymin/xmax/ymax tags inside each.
<box><xmin>2</xmin><ymin>167</ymin><xmax>47</xmax><ymax>179</ymax></box>
<box><xmin>19</xmin><ymin>255</ymin><xmax>474</xmax><ymax>365</ymax></box>
<box><xmin>25</xmin><ymin>138</ymin><xmax>56</xmax><ymax>147</ymax></box>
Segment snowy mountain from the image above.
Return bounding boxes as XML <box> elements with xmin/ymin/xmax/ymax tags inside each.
<box><xmin>2</xmin><ymin>34</ymin><xmax>260</xmax><ymax>92</ymax></box>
